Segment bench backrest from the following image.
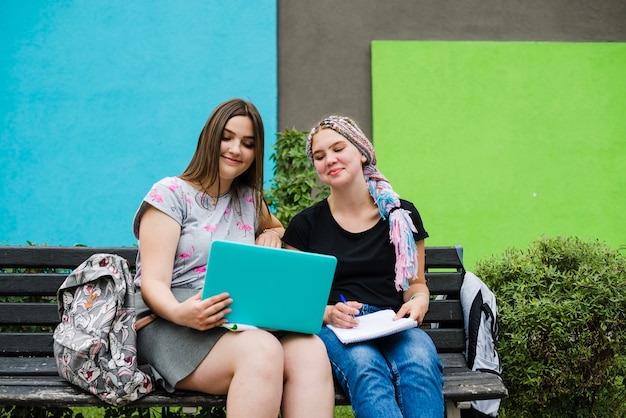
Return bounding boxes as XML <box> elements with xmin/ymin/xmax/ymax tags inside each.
<box><xmin>0</xmin><ymin>246</ymin><xmax>465</xmax><ymax>358</ymax></box>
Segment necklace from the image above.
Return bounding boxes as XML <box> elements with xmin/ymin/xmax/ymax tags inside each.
<box><xmin>204</xmin><ymin>188</ymin><xmax>231</xmax><ymax>207</ymax></box>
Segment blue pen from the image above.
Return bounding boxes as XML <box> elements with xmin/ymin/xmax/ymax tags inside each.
<box><xmin>340</xmin><ymin>294</ymin><xmax>355</xmax><ymax>318</ymax></box>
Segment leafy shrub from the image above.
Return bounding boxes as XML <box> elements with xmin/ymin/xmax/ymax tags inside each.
<box><xmin>265</xmin><ymin>128</ymin><xmax>329</xmax><ymax>226</ymax></box>
<box><xmin>475</xmin><ymin>236</ymin><xmax>626</xmax><ymax>417</ymax></box>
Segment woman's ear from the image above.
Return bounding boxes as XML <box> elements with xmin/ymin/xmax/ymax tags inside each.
<box><xmin>361</xmin><ymin>154</ymin><xmax>367</xmax><ymax>164</ymax></box>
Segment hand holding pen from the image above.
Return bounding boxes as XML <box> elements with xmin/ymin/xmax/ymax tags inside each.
<box><xmin>324</xmin><ymin>294</ymin><xmax>360</xmax><ymax>328</ymax></box>
<box><xmin>340</xmin><ymin>294</ymin><xmax>353</xmax><ymax>316</ymax></box>
<box><xmin>328</xmin><ymin>294</ymin><xmax>360</xmax><ymax>328</ymax></box>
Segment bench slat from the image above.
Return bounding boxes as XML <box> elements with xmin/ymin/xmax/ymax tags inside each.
<box><xmin>0</xmin><ymin>274</ymin><xmax>66</xmax><ymax>296</ymax></box>
<box><xmin>424</xmin><ymin>246</ymin><xmax>463</xmax><ymax>269</ymax></box>
<box><xmin>441</xmin><ymin>372</ymin><xmax>507</xmax><ymax>401</ymax></box>
<box><xmin>425</xmin><ymin>271</ymin><xmax>463</xmax><ymax>294</ymax></box>
<box><xmin>0</xmin><ymin>376</ymin><xmax>230</xmax><ymax>408</ymax></box>
<box><xmin>0</xmin><ymin>303</ymin><xmax>59</xmax><ymax>325</ymax></box>
<box><xmin>0</xmin><ymin>273</ymin><xmax>464</xmax><ymax>297</ymax></box>
<box><xmin>425</xmin><ymin>328</ymin><xmax>465</xmax><ymax>352</ymax></box>
<box><xmin>0</xmin><ymin>246</ymin><xmax>461</xmax><ymax>270</ymax></box>
<box><xmin>1</xmin><ymin>300</ymin><xmax>462</xmax><ymax>326</ymax></box>
<box><xmin>0</xmin><ymin>371</ymin><xmax>505</xmax><ymax>408</ymax></box>
<box><xmin>0</xmin><ymin>353</ymin><xmax>472</xmax><ymax>378</ymax></box>
<box><xmin>0</xmin><ymin>357</ymin><xmax>59</xmax><ymax>376</ymax></box>
<box><xmin>0</xmin><ymin>333</ymin><xmax>55</xmax><ymax>356</ymax></box>
<box><xmin>0</xmin><ymin>247</ymin><xmax>138</xmax><ymax>269</ymax></box>
<box><xmin>424</xmin><ymin>300</ymin><xmax>463</xmax><ymax>323</ymax></box>
<box><xmin>0</xmin><ymin>328</ymin><xmax>465</xmax><ymax>357</ymax></box>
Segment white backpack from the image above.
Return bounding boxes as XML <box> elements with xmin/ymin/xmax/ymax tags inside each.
<box><xmin>460</xmin><ymin>270</ymin><xmax>503</xmax><ymax>417</ymax></box>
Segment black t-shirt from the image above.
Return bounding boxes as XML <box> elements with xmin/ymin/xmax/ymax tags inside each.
<box><xmin>282</xmin><ymin>199</ymin><xmax>428</xmax><ymax>311</ymax></box>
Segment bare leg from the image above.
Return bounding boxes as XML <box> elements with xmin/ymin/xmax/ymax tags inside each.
<box><xmin>176</xmin><ymin>329</ymin><xmax>284</xmax><ymax>418</ymax></box>
<box><xmin>280</xmin><ymin>334</ymin><xmax>335</xmax><ymax>418</ymax></box>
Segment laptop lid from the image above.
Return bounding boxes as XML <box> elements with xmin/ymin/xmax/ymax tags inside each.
<box><xmin>202</xmin><ymin>240</ymin><xmax>337</xmax><ymax>334</ymax></box>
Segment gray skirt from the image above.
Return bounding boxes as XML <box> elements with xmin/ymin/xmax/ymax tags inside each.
<box><xmin>135</xmin><ymin>288</ymin><xmax>229</xmax><ymax>392</ymax></box>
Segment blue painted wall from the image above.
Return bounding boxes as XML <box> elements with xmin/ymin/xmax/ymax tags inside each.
<box><xmin>1</xmin><ymin>1</ymin><xmax>277</xmax><ymax>246</ymax></box>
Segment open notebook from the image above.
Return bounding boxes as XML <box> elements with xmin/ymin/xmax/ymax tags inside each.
<box><xmin>202</xmin><ymin>240</ymin><xmax>337</xmax><ymax>334</ymax></box>
<box><xmin>326</xmin><ymin>309</ymin><xmax>417</xmax><ymax>344</ymax></box>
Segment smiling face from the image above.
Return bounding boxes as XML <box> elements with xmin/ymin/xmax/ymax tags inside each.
<box><xmin>219</xmin><ymin>115</ymin><xmax>256</xmax><ymax>184</ymax></box>
<box><xmin>310</xmin><ymin>128</ymin><xmax>367</xmax><ymax>188</ymax></box>
<box><xmin>180</xmin><ymin>99</ymin><xmax>265</xmax><ymax>200</ymax></box>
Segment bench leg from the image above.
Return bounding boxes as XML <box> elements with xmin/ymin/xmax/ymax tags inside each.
<box><xmin>445</xmin><ymin>400</ymin><xmax>472</xmax><ymax>418</ymax></box>
<box><xmin>445</xmin><ymin>400</ymin><xmax>460</xmax><ymax>418</ymax></box>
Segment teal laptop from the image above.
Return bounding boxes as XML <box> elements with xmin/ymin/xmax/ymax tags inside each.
<box><xmin>201</xmin><ymin>240</ymin><xmax>337</xmax><ymax>334</ymax></box>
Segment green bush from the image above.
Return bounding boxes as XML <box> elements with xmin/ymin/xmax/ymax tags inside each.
<box><xmin>265</xmin><ymin>128</ymin><xmax>329</xmax><ymax>226</ymax></box>
<box><xmin>475</xmin><ymin>236</ymin><xmax>626</xmax><ymax>417</ymax></box>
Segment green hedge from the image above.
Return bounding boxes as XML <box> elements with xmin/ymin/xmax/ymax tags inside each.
<box><xmin>475</xmin><ymin>236</ymin><xmax>626</xmax><ymax>417</ymax></box>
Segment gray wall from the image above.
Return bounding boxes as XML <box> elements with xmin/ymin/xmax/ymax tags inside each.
<box><xmin>278</xmin><ymin>0</ymin><xmax>626</xmax><ymax>137</ymax></box>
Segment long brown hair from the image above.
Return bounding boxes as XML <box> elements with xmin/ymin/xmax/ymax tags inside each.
<box><xmin>180</xmin><ymin>98</ymin><xmax>265</xmax><ymax>214</ymax></box>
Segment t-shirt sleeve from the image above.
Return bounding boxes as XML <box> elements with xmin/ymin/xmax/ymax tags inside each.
<box><xmin>132</xmin><ymin>177</ymin><xmax>188</xmax><ymax>238</ymax></box>
<box><xmin>282</xmin><ymin>210</ymin><xmax>313</xmax><ymax>251</ymax></box>
<box><xmin>401</xmin><ymin>200</ymin><xmax>429</xmax><ymax>242</ymax></box>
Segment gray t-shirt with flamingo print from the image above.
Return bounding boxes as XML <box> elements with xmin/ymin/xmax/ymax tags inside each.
<box><xmin>133</xmin><ymin>176</ymin><xmax>259</xmax><ymax>289</ymax></box>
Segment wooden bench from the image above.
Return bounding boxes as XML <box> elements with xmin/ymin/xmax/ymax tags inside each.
<box><xmin>0</xmin><ymin>245</ymin><xmax>507</xmax><ymax>417</ymax></box>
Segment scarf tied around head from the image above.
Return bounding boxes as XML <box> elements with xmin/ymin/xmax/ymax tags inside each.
<box><xmin>307</xmin><ymin>115</ymin><xmax>419</xmax><ymax>291</ymax></box>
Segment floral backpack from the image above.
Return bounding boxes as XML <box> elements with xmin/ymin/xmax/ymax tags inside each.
<box><xmin>53</xmin><ymin>253</ymin><xmax>154</xmax><ymax>405</ymax></box>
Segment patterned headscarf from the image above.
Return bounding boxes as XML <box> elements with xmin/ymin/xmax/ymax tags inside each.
<box><xmin>307</xmin><ymin>115</ymin><xmax>418</xmax><ymax>291</ymax></box>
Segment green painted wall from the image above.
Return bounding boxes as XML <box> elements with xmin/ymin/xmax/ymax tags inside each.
<box><xmin>372</xmin><ymin>41</ymin><xmax>626</xmax><ymax>269</ymax></box>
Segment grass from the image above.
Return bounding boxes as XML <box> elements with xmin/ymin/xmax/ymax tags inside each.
<box><xmin>70</xmin><ymin>406</ymin><xmax>355</xmax><ymax>417</ymax></box>
<box><xmin>335</xmin><ymin>406</ymin><xmax>355</xmax><ymax>417</ymax></box>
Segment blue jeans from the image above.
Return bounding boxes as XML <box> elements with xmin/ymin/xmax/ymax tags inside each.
<box><xmin>319</xmin><ymin>305</ymin><xmax>444</xmax><ymax>418</ymax></box>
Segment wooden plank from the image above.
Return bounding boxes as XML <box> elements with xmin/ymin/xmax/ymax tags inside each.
<box><xmin>0</xmin><ymin>248</ymin><xmax>459</xmax><ymax>273</ymax></box>
<box><xmin>0</xmin><ymin>333</ymin><xmax>55</xmax><ymax>356</ymax></box>
<box><xmin>424</xmin><ymin>246</ymin><xmax>463</xmax><ymax>269</ymax></box>
<box><xmin>0</xmin><ymin>303</ymin><xmax>59</xmax><ymax>326</ymax></box>
<box><xmin>438</xmin><ymin>353</ymin><xmax>468</xmax><ymax>369</ymax></box>
<box><xmin>0</xmin><ymin>357</ymin><xmax>59</xmax><ymax>376</ymax></box>
<box><xmin>423</xmin><ymin>300</ymin><xmax>463</xmax><ymax>323</ymax></box>
<box><xmin>0</xmin><ymin>246</ymin><xmax>458</xmax><ymax>270</ymax></box>
<box><xmin>442</xmin><ymin>372</ymin><xmax>508</xmax><ymax>401</ymax></box>
<box><xmin>0</xmin><ymin>376</ymin><xmax>229</xmax><ymax>407</ymax></box>
<box><xmin>0</xmin><ymin>274</ymin><xmax>66</xmax><ymax>296</ymax></box>
<box><xmin>0</xmin><ymin>329</ymin><xmax>466</xmax><ymax>357</ymax></box>
<box><xmin>0</xmin><ymin>247</ymin><xmax>138</xmax><ymax>269</ymax></box>
<box><xmin>0</xmin><ymin>354</ymin><xmax>470</xmax><ymax>378</ymax></box>
<box><xmin>425</xmin><ymin>328</ymin><xmax>465</xmax><ymax>352</ymax></box>
<box><xmin>0</xmin><ymin>371</ymin><xmax>506</xmax><ymax>407</ymax></box>
<box><xmin>425</xmin><ymin>272</ymin><xmax>464</xmax><ymax>294</ymax></box>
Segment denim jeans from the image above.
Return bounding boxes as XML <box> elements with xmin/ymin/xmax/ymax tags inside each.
<box><xmin>319</xmin><ymin>304</ymin><xmax>444</xmax><ymax>418</ymax></box>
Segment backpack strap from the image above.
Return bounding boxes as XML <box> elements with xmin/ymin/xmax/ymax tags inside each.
<box><xmin>466</xmin><ymin>285</ymin><xmax>483</xmax><ymax>369</ymax></box>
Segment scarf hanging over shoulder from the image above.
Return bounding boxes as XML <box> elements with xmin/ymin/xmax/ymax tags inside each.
<box><xmin>307</xmin><ymin>115</ymin><xmax>419</xmax><ymax>291</ymax></box>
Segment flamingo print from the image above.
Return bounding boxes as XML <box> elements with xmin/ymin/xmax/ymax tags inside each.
<box><xmin>237</xmin><ymin>222</ymin><xmax>253</xmax><ymax>237</ymax></box>
<box><xmin>149</xmin><ymin>188</ymin><xmax>163</xmax><ymax>203</ymax></box>
<box><xmin>192</xmin><ymin>266</ymin><xmax>207</xmax><ymax>273</ymax></box>
<box><xmin>243</xmin><ymin>193</ymin><xmax>254</xmax><ymax>204</ymax></box>
<box><xmin>168</xmin><ymin>179</ymin><xmax>179</xmax><ymax>192</ymax></box>
<box><xmin>179</xmin><ymin>246</ymin><xmax>194</xmax><ymax>267</ymax></box>
<box><xmin>204</xmin><ymin>224</ymin><xmax>217</xmax><ymax>233</ymax></box>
